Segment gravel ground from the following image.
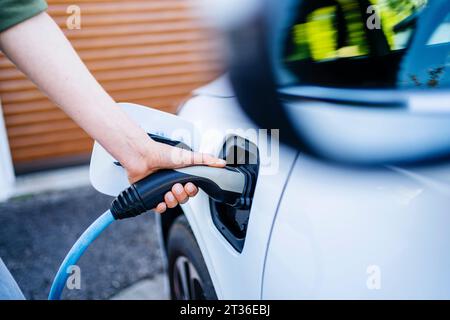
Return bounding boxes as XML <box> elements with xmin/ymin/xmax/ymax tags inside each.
<box><xmin>0</xmin><ymin>186</ymin><xmax>164</xmax><ymax>300</ymax></box>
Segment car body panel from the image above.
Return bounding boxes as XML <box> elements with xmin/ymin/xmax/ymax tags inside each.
<box><xmin>263</xmin><ymin>156</ymin><xmax>450</xmax><ymax>299</ymax></box>
<box><xmin>155</xmin><ymin>76</ymin><xmax>450</xmax><ymax>299</ymax></box>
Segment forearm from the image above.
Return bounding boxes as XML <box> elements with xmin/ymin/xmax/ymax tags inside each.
<box><xmin>0</xmin><ymin>12</ymin><xmax>150</xmax><ymax>172</ymax></box>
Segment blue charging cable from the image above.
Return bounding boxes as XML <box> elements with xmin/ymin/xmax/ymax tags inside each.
<box><xmin>48</xmin><ymin>210</ymin><xmax>115</xmax><ymax>300</ymax></box>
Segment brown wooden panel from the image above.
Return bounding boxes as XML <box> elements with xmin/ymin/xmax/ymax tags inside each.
<box><xmin>0</xmin><ymin>0</ymin><xmax>221</xmax><ymax>171</ymax></box>
<box><xmin>1</xmin><ymin>54</ymin><xmax>218</xmax><ymax>91</ymax></box>
<box><xmin>1</xmin><ymin>69</ymin><xmax>216</xmax><ymax>104</ymax></box>
<box><xmin>0</xmin><ymin>41</ymin><xmax>218</xmax><ymax>69</ymax></box>
<box><xmin>0</xmin><ymin>59</ymin><xmax>217</xmax><ymax>83</ymax></box>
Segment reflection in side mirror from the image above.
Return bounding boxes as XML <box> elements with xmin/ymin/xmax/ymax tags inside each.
<box><xmin>283</xmin><ymin>98</ymin><xmax>450</xmax><ymax>165</ymax></box>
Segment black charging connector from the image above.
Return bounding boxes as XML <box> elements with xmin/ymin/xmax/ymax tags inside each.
<box><xmin>110</xmin><ymin>166</ymin><xmax>252</xmax><ymax>220</ymax></box>
<box><xmin>110</xmin><ymin>133</ymin><xmax>255</xmax><ymax>220</ymax></box>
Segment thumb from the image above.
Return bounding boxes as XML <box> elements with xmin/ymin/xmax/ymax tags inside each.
<box><xmin>159</xmin><ymin>142</ymin><xmax>227</xmax><ymax>168</ymax></box>
<box><xmin>187</xmin><ymin>150</ymin><xmax>227</xmax><ymax>167</ymax></box>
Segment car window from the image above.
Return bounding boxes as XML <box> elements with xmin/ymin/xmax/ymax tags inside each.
<box><xmin>280</xmin><ymin>0</ymin><xmax>449</xmax><ymax>89</ymax></box>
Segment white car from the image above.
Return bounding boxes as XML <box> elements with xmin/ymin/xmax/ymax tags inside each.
<box><xmin>91</xmin><ymin>0</ymin><xmax>450</xmax><ymax>300</ymax></box>
<box><xmin>154</xmin><ymin>75</ymin><xmax>450</xmax><ymax>300</ymax></box>
<box><xmin>151</xmin><ymin>0</ymin><xmax>450</xmax><ymax>300</ymax></box>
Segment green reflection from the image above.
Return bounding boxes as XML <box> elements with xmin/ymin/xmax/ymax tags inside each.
<box><xmin>285</xmin><ymin>0</ymin><xmax>427</xmax><ymax>63</ymax></box>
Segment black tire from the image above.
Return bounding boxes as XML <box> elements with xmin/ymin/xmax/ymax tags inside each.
<box><xmin>167</xmin><ymin>215</ymin><xmax>217</xmax><ymax>300</ymax></box>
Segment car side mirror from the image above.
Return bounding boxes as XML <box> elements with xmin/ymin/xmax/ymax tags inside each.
<box><xmin>223</xmin><ymin>0</ymin><xmax>450</xmax><ymax>166</ymax></box>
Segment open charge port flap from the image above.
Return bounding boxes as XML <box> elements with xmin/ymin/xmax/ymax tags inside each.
<box><xmin>209</xmin><ymin>136</ymin><xmax>259</xmax><ymax>252</ymax></box>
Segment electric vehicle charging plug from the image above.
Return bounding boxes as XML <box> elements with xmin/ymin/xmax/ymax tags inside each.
<box><xmin>110</xmin><ymin>166</ymin><xmax>254</xmax><ymax>220</ymax></box>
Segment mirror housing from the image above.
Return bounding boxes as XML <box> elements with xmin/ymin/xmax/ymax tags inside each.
<box><xmin>224</xmin><ymin>0</ymin><xmax>450</xmax><ymax>166</ymax></box>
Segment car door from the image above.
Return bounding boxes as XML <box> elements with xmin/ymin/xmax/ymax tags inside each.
<box><xmin>263</xmin><ymin>155</ymin><xmax>450</xmax><ymax>299</ymax></box>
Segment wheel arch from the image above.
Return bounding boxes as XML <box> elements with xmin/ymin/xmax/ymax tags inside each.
<box><xmin>157</xmin><ymin>206</ymin><xmax>184</xmax><ymax>253</ymax></box>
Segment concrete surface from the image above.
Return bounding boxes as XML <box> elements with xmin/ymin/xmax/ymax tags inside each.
<box><xmin>13</xmin><ymin>165</ymin><xmax>90</xmax><ymax>197</ymax></box>
<box><xmin>111</xmin><ymin>275</ymin><xmax>169</xmax><ymax>300</ymax></box>
<box><xmin>0</xmin><ymin>185</ymin><xmax>167</xmax><ymax>300</ymax></box>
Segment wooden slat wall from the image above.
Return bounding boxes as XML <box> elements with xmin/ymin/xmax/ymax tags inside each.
<box><xmin>0</xmin><ymin>0</ymin><xmax>220</xmax><ymax>173</ymax></box>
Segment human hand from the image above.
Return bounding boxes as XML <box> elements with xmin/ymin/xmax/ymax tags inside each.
<box><xmin>125</xmin><ymin>138</ymin><xmax>226</xmax><ymax>214</ymax></box>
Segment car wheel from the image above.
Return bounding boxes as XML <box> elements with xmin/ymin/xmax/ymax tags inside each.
<box><xmin>167</xmin><ymin>215</ymin><xmax>217</xmax><ymax>300</ymax></box>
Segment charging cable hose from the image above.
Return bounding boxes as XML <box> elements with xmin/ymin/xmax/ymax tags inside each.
<box><xmin>48</xmin><ymin>165</ymin><xmax>255</xmax><ymax>300</ymax></box>
<box><xmin>48</xmin><ymin>210</ymin><xmax>114</xmax><ymax>300</ymax></box>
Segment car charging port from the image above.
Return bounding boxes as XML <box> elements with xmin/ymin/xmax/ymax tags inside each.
<box><xmin>209</xmin><ymin>136</ymin><xmax>259</xmax><ymax>252</ymax></box>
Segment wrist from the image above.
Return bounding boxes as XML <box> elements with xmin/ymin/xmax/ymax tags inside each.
<box><xmin>122</xmin><ymin>137</ymin><xmax>158</xmax><ymax>183</ymax></box>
